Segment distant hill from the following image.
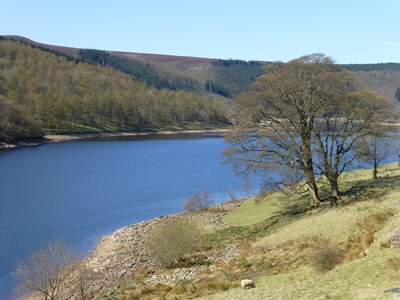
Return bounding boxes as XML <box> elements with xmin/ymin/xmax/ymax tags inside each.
<box><xmin>340</xmin><ymin>63</ymin><xmax>400</xmax><ymax>101</ymax></box>
<box><xmin>0</xmin><ymin>36</ymin><xmax>228</xmax><ymax>143</ymax></box>
<box><xmin>5</xmin><ymin>35</ymin><xmax>268</xmax><ymax>99</ymax></box>
<box><xmin>5</xmin><ymin>35</ymin><xmax>214</xmax><ymax>66</ymax></box>
<box><xmin>6</xmin><ymin>35</ymin><xmax>400</xmax><ymax>103</ymax></box>
<box><xmin>2</xmin><ymin>35</ymin><xmax>400</xmax><ymax>143</ymax></box>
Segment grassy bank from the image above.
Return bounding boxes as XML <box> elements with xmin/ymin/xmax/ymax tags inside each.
<box><xmin>78</xmin><ymin>163</ymin><xmax>400</xmax><ymax>299</ymax></box>
<box><xmin>195</xmin><ymin>163</ymin><xmax>400</xmax><ymax>299</ymax></box>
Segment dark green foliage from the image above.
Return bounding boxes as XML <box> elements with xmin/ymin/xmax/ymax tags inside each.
<box><xmin>206</xmin><ymin>59</ymin><xmax>266</xmax><ymax>98</ymax></box>
<box><xmin>211</xmin><ymin>59</ymin><xmax>263</xmax><ymax>67</ymax></box>
<box><xmin>79</xmin><ymin>49</ymin><xmax>174</xmax><ymax>90</ymax></box>
<box><xmin>341</xmin><ymin>62</ymin><xmax>400</xmax><ymax>72</ymax></box>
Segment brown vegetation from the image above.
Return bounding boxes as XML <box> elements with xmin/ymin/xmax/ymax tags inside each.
<box><xmin>0</xmin><ymin>38</ymin><xmax>228</xmax><ymax>142</ymax></box>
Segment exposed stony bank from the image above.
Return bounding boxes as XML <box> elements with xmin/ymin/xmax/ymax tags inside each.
<box><xmin>81</xmin><ymin>200</ymin><xmax>243</xmax><ymax>297</ymax></box>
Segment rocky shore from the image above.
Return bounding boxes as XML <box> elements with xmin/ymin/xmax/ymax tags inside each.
<box><xmin>79</xmin><ymin>200</ymin><xmax>243</xmax><ymax>298</ymax></box>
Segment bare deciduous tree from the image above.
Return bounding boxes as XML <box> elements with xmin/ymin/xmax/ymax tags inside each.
<box><xmin>356</xmin><ymin>126</ymin><xmax>398</xmax><ymax>179</ymax></box>
<box><xmin>223</xmin><ymin>54</ymin><xmax>356</xmax><ymax>207</ymax></box>
<box><xmin>227</xmin><ymin>187</ymin><xmax>236</xmax><ymax>201</ymax></box>
<box><xmin>313</xmin><ymin>90</ymin><xmax>390</xmax><ymax>201</ymax></box>
<box><xmin>184</xmin><ymin>190</ymin><xmax>214</xmax><ymax>211</ymax></box>
<box><xmin>223</xmin><ymin>53</ymin><xmax>390</xmax><ymax>207</ymax></box>
<box><xmin>12</xmin><ymin>239</ymin><xmax>81</xmax><ymax>300</ymax></box>
<box><xmin>242</xmin><ymin>177</ymin><xmax>253</xmax><ymax>196</ymax></box>
<box><xmin>71</xmin><ymin>264</ymin><xmax>98</xmax><ymax>300</ymax></box>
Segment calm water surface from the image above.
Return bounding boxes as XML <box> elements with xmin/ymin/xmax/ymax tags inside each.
<box><xmin>0</xmin><ymin>133</ymin><xmax>259</xmax><ymax>300</ymax></box>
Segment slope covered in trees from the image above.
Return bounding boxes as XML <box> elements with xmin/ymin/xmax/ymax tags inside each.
<box><xmin>341</xmin><ymin>62</ymin><xmax>400</xmax><ymax>72</ymax></box>
<box><xmin>0</xmin><ymin>38</ymin><xmax>228</xmax><ymax>143</ymax></box>
<box><xmin>341</xmin><ymin>63</ymin><xmax>400</xmax><ymax>103</ymax></box>
<box><xmin>5</xmin><ymin>35</ymin><xmax>400</xmax><ymax>105</ymax></box>
<box><xmin>205</xmin><ymin>59</ymin><xmax>266</xmax><ymax>98</ymax></box>
<box><xmin>79</xmin><ymin>49</ymin><xmax>175</xmax><ymax>90</ymax></box>
<box><xmin>78</xmin><ymin>51</ymin><xmax>267</xmax><ymax>99</ymax></box>
<box><xmin>354</xmin><ymin>70</ymin><xmax>400</xmax><ymax>102</ymax></box>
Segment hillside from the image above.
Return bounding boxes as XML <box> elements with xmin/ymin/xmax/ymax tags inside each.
<box><xmin>199</xmin><ymin>163</ymin><xmax>400</xmax><ymax>300</ymax></box>
<box><xmin>7</xmin><ymin>35</ymin><xmax>400</xmax><ymax>105</ymax></box>
<box><xmin>2</xmin><ymin>35</ymin><xmax>400</xmax><ymax>144</ymax></box>
<box><xmin>5</xmin><ymin>35</ymin><xmax>213</xmax><ymax>65</ymax></box>
<box><xmin>0</xmin><ymin>37</ymin><xmax>228</xmax><ymax>143</ymax></box>
<box><xmin>3</xmin><ymin>36</ymin><xmax>269</xmax><ymax>99</ymax></box>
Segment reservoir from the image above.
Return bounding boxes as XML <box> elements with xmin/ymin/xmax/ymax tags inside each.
<box><xmin>0</xmin><ymin>133</ymin><xmax>259</xmax><ymax>300</ymax></box>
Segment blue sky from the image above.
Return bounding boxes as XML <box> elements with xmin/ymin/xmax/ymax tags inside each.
<box><xmin>1</xmin><ymin>0</ymin><xmax>400</xmax><ymax>64</ymax></box>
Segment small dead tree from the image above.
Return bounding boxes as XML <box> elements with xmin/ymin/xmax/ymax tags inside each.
<box><xmin>242</xmin><ymin>177</ymin><xmax>253</xmax><ymax>196</ymax></box>
<box><xmin>356</xmin><ymin>128</ymin><xmax>396</xmax><ymax>179</ymax></box>
<box><xmin>71</xmin><ymin>265</ymin><xmax>98</xmax><ymax>300</ymax></box>
<box><xmin>227</xmin><ymin>187</ymin><xmax>236</xmax><ymax>201</ymax></box>
<box><xmin>184</xmin><ymin>190</ymin><xmax>214</xmax><ymax>211</ymax></box>
<box><xmin>12</xmin><ymin>239</ymin><xmax>81</xmax><ymax>300</ymax></box>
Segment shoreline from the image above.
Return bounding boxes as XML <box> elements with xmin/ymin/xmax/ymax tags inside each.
<box><xmin>2</xmin><ymin>123</ymin><xmax>400</xmax><ymax>149</ymax></box>
<box><xmin>0</xmin><ymin>128</ymin><xmax>230</xmax><ymax>149</ymax></box>
<box><xmin>81</xmin><ymin>198</ymin><xmax>244</xmax><ymax>296</ymax></box>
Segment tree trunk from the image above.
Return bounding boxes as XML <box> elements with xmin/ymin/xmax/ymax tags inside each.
<box><xmin>302</xmin><ymin>141</ymin><xmax>321</xmax><ymax>207</ymax></box>
<box><xmin>304</xmin><ymin>167</ymin><xmax>321</xmax><ymax>206</ymax></box>
<box><xmin>327</xmin><ymin>175</ymin><xmax>341</xmax><ymax>205</ymax></box>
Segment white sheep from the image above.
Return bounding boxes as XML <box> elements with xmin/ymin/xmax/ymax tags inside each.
<box><xmin>241</xmin><ymin>279</ymin><xmax>255</xmax><ymax>289</ymax></box>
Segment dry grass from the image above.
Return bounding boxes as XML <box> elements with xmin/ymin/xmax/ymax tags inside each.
<box><xmin>193</xmin><ymin>164</ymin><xmax>400</xmax><ymax>299</ymax></box>
<box><xmin>116</xmin><ymin>279</ymin><xmax>235</xmax><ymax>300</ymax></box>
<box><xmin>97</xmin><ymin>164</ymin><xmax>400</xmax><ymax>300</ymax></box>
<box><xmin>343</xmin><ymin>210</ymin><xmax>393</xmax><ymax>263</ymax></box>
<box><xmin>312</xmin><ymin>241</ymin><xmax>344</xmax><ymax>273</ymax></box>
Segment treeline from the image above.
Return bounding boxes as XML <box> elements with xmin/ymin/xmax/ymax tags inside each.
<box><xmin>79</xmin><ymin>49</ymin><xmax>175</xmax><ymax>90</ymax></box>
<box><xmin>79</xmin><ymin>53</ymin><xmax>267</xmax><ymax>99</ymax></box>
<box><xmin>341</xmin><ymin>62</ymin><xmax>400</xmax><ymax>72</ymax></box>
<box><xmin>211</xmin><ymin>59</ymin><xmax>264</xmax><ymax>67</ymax></box>
<box><xmin>0</xmin><ymin>35</ymin><xmax>82</xmax><ymax>63</ymax></box>
<box><xmin>206</xmin><ymin>59</ymin><xmax>266</xmax><ymax>98</ymax></box>
<box><xmin>0</xmin><ymin>39</ymin><xmax>228</xmax><ymax>142</ymax></box>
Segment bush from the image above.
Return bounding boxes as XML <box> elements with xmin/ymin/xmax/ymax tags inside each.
<box><xmin>144</xmin><ymin>217</ymin><xmax>205</xmax><ymax>268</ymax></box>
<box><xmin>312</xmin><ymin>242</ymin><xmax>344</xmax><ymax>273</ymax></box>
<box><xmin>184</xmin><ymin>190</ymin><xmax>214</xmax><ymax>212</ymax></box>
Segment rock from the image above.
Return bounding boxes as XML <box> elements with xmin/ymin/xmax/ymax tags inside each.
<box><xmin>385</xmin><ymin>288</ymin><xmax>400</xmax><ymax>293</ymax></box>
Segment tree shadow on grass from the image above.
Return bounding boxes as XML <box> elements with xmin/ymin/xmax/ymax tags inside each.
<box><xmin>340</xmin><ymin>174</ymin><xmax>400</xmax><ymax>203</ymax></box>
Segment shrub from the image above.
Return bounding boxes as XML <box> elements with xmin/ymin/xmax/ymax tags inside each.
<box><xmin>312</xmin><ymin>242</ymin><xmax>344</xmax><ymax>273</ymax></box>
<box><xmin>144</xmin><ymin>217</ymin><xmax>205</xmax><ymax>268</ymax></box>
<box><xmin>184</xmin><ymin>190</ymin><xmax>214</xmax><ymax>212</ymax></box>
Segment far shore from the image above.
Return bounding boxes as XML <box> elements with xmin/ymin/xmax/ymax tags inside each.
<box><xmin>0</xmin><ymin>128</ymin><xmax>231</xmax><ymax>149</ymax></box>
<box><xmin>2</xmin><ymin>122</ymin><xmax>400</xmax><ymax>149</ymax></box>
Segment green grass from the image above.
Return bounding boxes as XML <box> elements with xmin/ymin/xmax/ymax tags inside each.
<box><xmin>223</xmin><ymin>195</ymin><xmax>282</xmax><ymax>226</ymax></box>
<box><xmin>103</xmin><ymin>163</ymin><xmax>400</xmax><ymax>300</ymax></box>
<box><xmin>196</xmin><ymin>163</ymin><xmax>400</xmax><ymax>299</ymax></box>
